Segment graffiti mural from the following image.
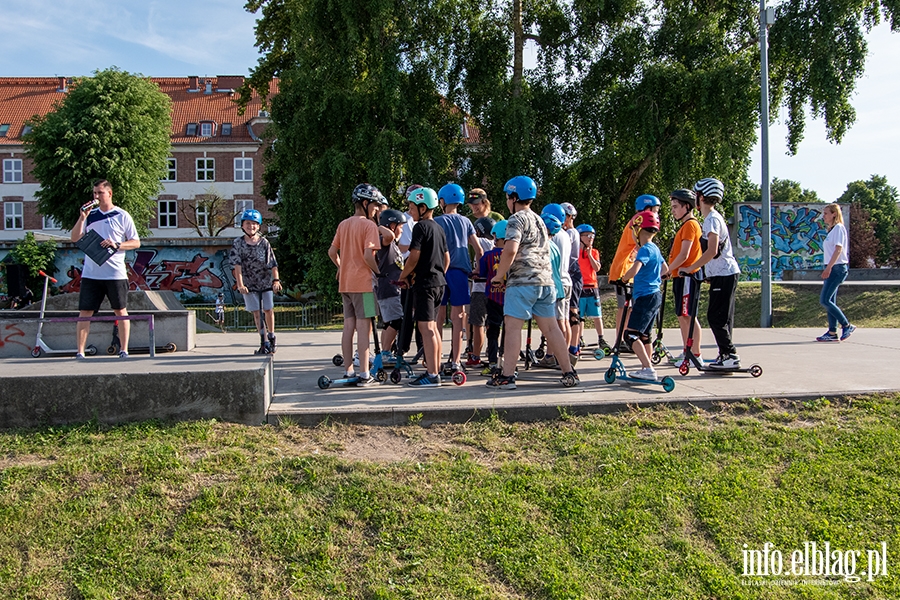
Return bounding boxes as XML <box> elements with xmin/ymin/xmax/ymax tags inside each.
<box><xmin>733</xmin><ymin>203</ymin><xmax>848</xmax><ymax>281</ymax></box>
<box><xmin>52</xmin><ymin>243</ymin><xmax>236</xmax><ymax>302</ymax></box>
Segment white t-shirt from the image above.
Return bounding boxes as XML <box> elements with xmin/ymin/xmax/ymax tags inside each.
<box><xmin>823</xmin><ymin>223</ymin><xmax>849</xmax><ymax>265</ymax></box>
<box><xmin>551</xmin><ymin>230</ymin><xmax>572</xmax><ymax>287</ymax></box>
<box><xmin>81</xmin><ymin>207</ymin><xmax>139</xmax><ymax>280</ymax></box>
<box><xmin>566</xmin><ymin>227</ymin><xmax>579</xmax><ymax>268</ymax></box>
<box><xmin>399</xmin><ymin>211</ymin><xmax>415</xmax><ymax>260</ymax></box>
<box><xmin>701</xmin><ymin>208</ymin><xmax>740</xmax><ymax>278</ymax></box>
<box><xmin>471</xmin><ymin>236</ymin><xmax>494</xmax><ymax>293</ymax></box>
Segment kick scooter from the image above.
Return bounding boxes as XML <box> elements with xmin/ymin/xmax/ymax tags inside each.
<box><xmin>603</xmin><ymin>282</ymin><xmax>676</xmax><ymax>392</ymax></box>
<box><xmin>650</xmin><ymin>278</ymin><xmax>677</xmax><ymax>365</ymax></box>
<box><xmin>31</xmin><ymin>271</ymin><xmax>97</xmax><ymax>358</ymax></box>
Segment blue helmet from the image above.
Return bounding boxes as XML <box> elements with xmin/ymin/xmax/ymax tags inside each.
<box><xmin>503</xmin><ymin>176</ymin><xmax>537</xmax><ymax>201</ymax></box>
<box><xmin>542</xmin><ymin>213</ymin><xmax>562</xmax><ymax>236</ymax></box>
<box><xmin>541</xmin><ymin>203</ymin><xmax>566</xmax><ymax>224</ymax></box>
<box><xmin>491</xmin><ymin>220</ymin><xmax>508</xmax><ymax>240</ymax></box>
<box><xmin>438</xmin><ymin>183</ymin><xmax>465</xmax><ymax>205</ymax></box>
<box><xmin>576</xmin><ymin>223</ymin><xmax>595</xmax><ymax>235</ymax></box>
<box><xmin>240</xmin><ymin>209</ymin><xmax>262</xmax><ymax>225</ymax></box>
<box><xmin>635</xmin><ymin>194</ymin><xmax>661</xmax><ymax>211</ymax></box>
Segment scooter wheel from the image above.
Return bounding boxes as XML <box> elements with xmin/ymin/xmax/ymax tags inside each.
<box><xmin>750</xmin><ymin>364</ymin><xmax>763</xmax><ymax>378</ymax></box>
<box><xmin>593</xmin><ymin>348</ymin><xmax>606</xmax><ymax>360</ymax></box>
<box><xmin>604</xmin><ymin>368</ymin><xmax>616</xmax><ymax>384</ymax></box>
<box><xmin>317</xmin><ymin>375</ymin><xmax>332</xmax><ymax>390</ymax></box>
<box><xmin>107</xmin><ymin>345</ymin><xmax>118</xmax><ymax>355</ymax></box>
<box><xmin>31</xmin><ymin>347</ymin><xmax>42</xmax><ymax>358</ymax></box>
<box><xmin>376</xmin><ymin>369</ymin><xmax>387</xmax><ymax>383</ymax></box>
<box><xmin>165</xmin><ymin>343</ymin><xmax>177</xmax><ymax>352</ymax></box>
<box><xmin>86</xmin><ymin>345</ymin><xmax>98</xmax><ymax>356</ymax></box>
<box><xmin>452</xmin><ymin>371</ymin><xmax>466</xmax><ymax>385</ymax></box>
<box><xmin>390</xmin><ymin>369</ymin><xmax>402</xmax><ymax>384</ymax></box>
<box><xmin>679</xmin><ymin>363</ymin><xmax>690</xmax><ymax>376</ymax></box>
<box><xmin>332</xmin><ymin>354</ymin><xmax>344</xmax><ymax>367</ymax></box>
<box><xmin>562</xmin><ymin>373</ymin><xmax>577</xmax><ymax>388</ymax></box>
<box><xmin>534</xmin><ymin>348</ymin><xmax>545</xmax><ymax>359</ymax></box>
<box><xmin>661</xmin><ymin>376</ymin><xmax>676</xmax><ymax>393</ymax></box>
<box><xmin>651</xmin><ymin>351</ymin><xmax>662</xmax><ymax>365</ymax></box>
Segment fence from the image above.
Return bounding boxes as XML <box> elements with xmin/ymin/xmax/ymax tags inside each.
<box><xmin>188</xmin><ymin>301</ymin><xmax>344</xmax><ymax>331</ymax></box>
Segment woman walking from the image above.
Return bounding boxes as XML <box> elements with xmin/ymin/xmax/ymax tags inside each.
<box><xmin>817</xmin><ymin>203</ymin><xmax>856</xmax><ymax>342</ymax></box>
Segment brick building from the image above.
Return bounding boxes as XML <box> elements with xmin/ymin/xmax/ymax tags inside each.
<box><xmin>0</xmin><ymin>75</ymin><xmax>278</xmax><ymax>242</ymax></box>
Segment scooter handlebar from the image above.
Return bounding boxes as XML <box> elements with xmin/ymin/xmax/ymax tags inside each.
<box><xmin>38</xmin><ymin>270</ymin><xmax>58</xmax><ymax>283</ymax></box>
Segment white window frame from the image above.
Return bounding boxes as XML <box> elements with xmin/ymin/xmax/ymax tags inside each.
<box><xmin>200</xmin><ymin>122</ymin><xmax>213</xmax><ymax>137</ymax></box>
<box><xmin>162</xmin><ymin>158</ymin><xmax>177</xmax><ymax>182</ymax></box>
<box><xmin>158</xmin><ymin>200</ymin><xmax>178</xmax><ymax>228</ymax></box>
<box><xmin>4</xmin><ymin>202</ymin><xmax>23</xmax><ymax>230</ymax></box>
<box><xmin>196</xmin><ymin>158</ymin><xmax>215</xmax><ymax>181</ymax></box>
<box><xmin>3</xmin><ymin>159</ymin><xmax>23</xmax><ymax>183</ymax></box>
<box><xmin>234</xmin><ymin>200</ymin><xmax>254</xmax><ymax>227</ymax></box>
<box><xmin>234</xmin><ymin>158</ymin><xmax>253</xmax><ymax>182</ymax></box>
<box><xmin>43</xmin><ymin>215</ymin><xmax>62</xmax><ymax>230</ymax></box>
<box><xmin>196</xmin><ymin>204</ymin><xmax>209</xmax><ymax>229</ymax></box>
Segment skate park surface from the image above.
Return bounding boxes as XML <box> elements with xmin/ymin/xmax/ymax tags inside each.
<box><xmin>1</xmin><ymin>326</ymin><xmax>898</xmax><ymax>429</ymax></box>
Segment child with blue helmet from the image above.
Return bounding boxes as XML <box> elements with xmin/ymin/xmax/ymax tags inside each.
<box><xmin>478</xmin><ymin>220</ymin><xmax>508</xmax><ymax>373</ymax></box>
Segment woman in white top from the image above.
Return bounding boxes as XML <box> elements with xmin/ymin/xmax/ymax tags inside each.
<box><xmin>817</xmin><ymin>203</ymin><xmax>855</xmax><ymax>342</ymax></box>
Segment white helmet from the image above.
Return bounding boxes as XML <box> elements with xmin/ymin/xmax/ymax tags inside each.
<box><xmin>693</xmin><ymin>177</ymin><xmax>724</xmax><ymax>200</ymax></box>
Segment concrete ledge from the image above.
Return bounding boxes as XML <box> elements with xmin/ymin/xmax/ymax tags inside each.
<box><xmin>0</xmin><ymin>358</ymin><xmax>271</xmax><ymax>429</ymax></box>
<box><xmin>782</xmin><ymin>268</ymin><xmax>900</xmax><ymax>281</ymax></box>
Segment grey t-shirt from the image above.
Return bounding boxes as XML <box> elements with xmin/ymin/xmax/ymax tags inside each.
<box><xmin>701</xmin><ymin>208</ymin><xmax>740</xmax><ymax>278</ymax></box>
<box><xmin>230</xmin><ymin>236</ymin><xmax>278</xmax><ymax>292</ymax></box>
<box><xmin>505</xmin><ymin>209</ymin><xmax>554</xmax><ymax>288</ymax></box>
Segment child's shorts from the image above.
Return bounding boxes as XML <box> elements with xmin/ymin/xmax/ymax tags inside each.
<box><xmin>377</xmin><ymin>295</ymin><xmax>403</xmax><ymax>323</ymax></box>
<box><xmin>342</xmin><ymin>292</ymin><xmax>377</xmax><ymax>320</ymax></box>
<box><xmin>486</xmin><ymin>298</ymin><xmax>504</xmax><ymax>327</ymax></box>
<box><xmin>579</xmin><ymin>287</ymin><xmax>602</xmax><ymax>318</ymax></box>
<box><xmin>243</xmin><ymin>290</ymin><xmax>274</xmax><ymax>312</ymax></box>
<box><xmin>504</xmin><ymin>285</ymin><xmax>556</xmax><ymax>321</ymax></box>
<box><xmin>626</xmin><ymin>291</ymin><xmax>662</xmax><ymax>337</ymax></box>
<box><xmin>413</xmin><ymin>285</ymin><xmax>444</xmax><ymax>322</ymax></box>
<box><xmin>672</xmin><ymin>276</ymin><xmax>698</xmax><ymax>318</ymax></box>
<box><xmin>615</xmin><ymin>283</ymin><xmax>629</xmax><ymax>308</ymax></box>
<box><xmin>555</xmin><ymin>284</ymin><xmax>571</xmax><ymax>320</ymax></box>
<box><xmin>469</xmin><ymin>291</ymin><xmax>487</xmax><ymax>326</ymax></box>
<box><xmin>441</xmin><ymin>268</ymin><xmax>471</xmax><ymax>307</ymax></box>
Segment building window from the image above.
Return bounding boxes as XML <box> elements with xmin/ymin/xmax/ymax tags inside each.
<box><xmin>234</xmin><ymin>200</ymin><xmax>254</xmax><ymax>227</ymax></box>
<box><xmin>200</xmin><ymin>122</ymin><xmax>213</xmax><ymax>137</ymax></box>
<box><xmin>234</xmin><ymin>158</ymin><xmax>253</xmax><ymax>182</ymax></box>
<box><xmin>43</xmin><ymin>215</ymin><xmax>62</xmax><ymax>230</ymax></box>
<box><xmin>158</xmin><ymin>200</ymin><xmax>177</xmax><ymax>228</ymax></box>
<box><xmin>3</xmin><ymin>159</ymin><xmax>23</xmax><ymax>183</ymax></box>
<box><xmin>21</xmin><ymin>125</ymin><xmax>32</xmax><ymax>136</ymax></box>
<box><xmin>196</xmin><ymin>158</ymin><xmax>215</xmax><ymax>181</ymax></box>
<box><xmin>0</xmin><ymin>124</ymin><xmax>10</xmax><ymax>137</ymax></box>
<box><xmin>221</xmin><ymin>123</ymin><xmax>232</xmax><ymax>136</ymax></box>
<box><xmin>162</xmin><ymin>158</ymin><xmax>177</xmax><ymax>182</ymax></box>
<box><xmin>196</xmin><ymin>205</ymin><xmax>209</xmax><ymax>229</ymax></box>
<box><xmin>186</xmin><ymin>123</ymin><xmax>198</xmax><ymax>136</ymax></box>
<box><xmin>4</xmin><ymin>202</ymin><xmax>23</xmax><ymax>230</ymax></box>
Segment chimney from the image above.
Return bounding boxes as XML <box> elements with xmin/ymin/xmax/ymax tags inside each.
<box><xmin>56</xmin><ymin>76</ymin><xmax>68</xmax><ymax>93</ymax></box>
<box><xmin>204</xmin><ymin>79</ymin><xmax>213</xmax><ymax>94</ymax></box>
<box><xmin>215</xmin><ymin>75</ymin><xmax>245</xmax><ymax>92</ymax></box>
<box><xmin>188</xmin><ymin>76</ymin><xmax>199</xmax><ymax>92</ymax></box>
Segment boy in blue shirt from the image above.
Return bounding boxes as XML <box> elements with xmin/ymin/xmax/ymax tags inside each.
<box><xmin>622</xmin><ymin>210</ymin><xmax>668</xmax><ymax>381</ymax></box>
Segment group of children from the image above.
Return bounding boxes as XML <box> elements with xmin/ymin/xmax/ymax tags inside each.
<box><xmin>233</xmin><ymin>173</ymin><xmax>746</xmax><ymax>389</ymax></box>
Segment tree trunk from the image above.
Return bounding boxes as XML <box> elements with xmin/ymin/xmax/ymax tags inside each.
<box><xmin>512</xmin><ymin>0</ymin><xmax>524</xmax><ymax>98</ymax></box>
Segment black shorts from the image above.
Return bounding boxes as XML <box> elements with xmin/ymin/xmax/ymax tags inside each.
<box><xmin>672</xmin><ymin>276</ymin><xmax>699</xmax><ymax>318</ymax></box>
<box><xmin>413</xmin><ymin>285</ymin><xmax>444</xmax><ymax>323</ymax></box>
<box><xmin>79</xmin><ymin>278</ymin><xmax>129</xmax><ymax>311</ymax></box>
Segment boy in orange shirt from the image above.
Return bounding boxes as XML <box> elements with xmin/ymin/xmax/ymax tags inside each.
<box><xmin>666</xmin><ymin>189</ymin><xmax>704</xmax><ymax>362</ymax></box>
<box><xmin>328</xmin><ymin>184</ymin><xmax>383</xmax><ymax>386</ymax></box>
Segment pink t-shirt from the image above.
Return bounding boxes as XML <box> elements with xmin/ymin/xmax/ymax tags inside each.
<box><xmin>331</xmin><ymin>216</ymin><xmax>381</xmax><ymax>293</ymax></box>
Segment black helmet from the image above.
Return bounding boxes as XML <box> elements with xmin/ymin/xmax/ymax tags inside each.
<box><xmin>379</xmin><ymin>209</ymin><xmax>406</xmax><ymax>227</ymax></box>
<box><xmin>669</xmin><ymin>188</ymin><xmax>697</xmax><ymax>209</ymax></box>
<box><xmin>352</xmin><ymin>183</ymin><xmax>384</xmax><ymax>204</ymax></box>
<box><xmin>474</xmin><ymin>216</ymin><xmax>497</xmax><ymax>239</ymax></box>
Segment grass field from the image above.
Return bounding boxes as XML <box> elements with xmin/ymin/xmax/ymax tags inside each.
<box><xmin>1</xmin><ymin>396</ymin><xmax>899</xmax><ymax>599</ymax></box>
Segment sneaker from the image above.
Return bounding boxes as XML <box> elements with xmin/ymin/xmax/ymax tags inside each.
<box><xmin>481</xmin><ymin>363</ymin><xmax>498</xmax><ymax>376</ymax></box>
<box><xmin>628</xmin><ymin>367</ymin><xmax>658</xmax><ymax>381</ymax></box>
<box><xmin>75</xmin><ymin>352</ymin><xmax>86</xmax><ymax>360</ymax></box>
<box><xmin>536</xmin><ymin>354</ymin><xmax>559</xmax><ymax>369</ymax></box>
<box><xmin>709</xmin><ymin>354</ymin><xmax>741</xmax><ymax>369</ymax></box>
<box><xmin>559</xmin><ymin>371</ymin><xmax>580</xmax><ymax>386</ymax></box>
<box><xmin>840</xmin><ymin>324</ymin><xmax>856</xmax><ymax>341</ymax></box>
<box><xmin>816</xmin><ymin>331</ymin><xmax>840</xmax><ymax>342</ymax></box>
<box><xmin>486</xmin><ymin>373</ymin><xmax>517</xmax><ymax>389</ymax></box>
<box><xmin>267</xmin><ymin>335</ymin><xmax>277</xmax><ymax>354</ymax></box>
<box><xmin>408</xmin><ymin>373</ymin><xmax>441</xmax><ymax>387</ymax></box>
<box><xmin>118</xmin><ymin>351</ymin><xmax>129</xmax><ymax>359</ymax></box>
<box><xmin>598</xmin><ymin>338</ymin><xmax>611</xmax><ymax>352</ymax></box>
<box><xmin>356</xmin><ymin>374</ymin><xmax>377</xmax><ymax>387</ymax></box>
<box><xmin>465</xmin><ymin>355</ymin><xmax>482</xmax><ymax>367</ymax></box>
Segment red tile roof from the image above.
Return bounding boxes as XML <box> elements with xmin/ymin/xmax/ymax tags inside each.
<box><xmin>0</xmin><ymin>76</ymin><xmax>278</xmax><ymax>147</ymax></box>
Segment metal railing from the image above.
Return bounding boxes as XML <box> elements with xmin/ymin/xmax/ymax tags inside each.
<box><xmin>187</xmin><ymin>302</ymin><xmax>343</xmax><ymax>331</ymax></box>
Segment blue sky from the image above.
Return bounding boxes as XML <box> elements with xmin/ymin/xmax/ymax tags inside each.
<box><xmin>3</xmin><ymin>0</ymin><xmax>898</xmax><ymax>201</ymax></box>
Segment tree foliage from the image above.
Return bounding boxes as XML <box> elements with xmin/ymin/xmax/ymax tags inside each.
<box><xmin>838</xmin><ymin>174</ymin><xmax>899</xmax><ymax>264</ymax></box>
<box><xmin>769</xmin><ymin>178</ymin><xmax>822</xmax><ymax>204</ymax></box>
<box><xmin>24</xmin><ymin>68</ymin><xmax>172</xmax><ymax>237</ymax></box>
<box><xmin>848</xmin><ymin>203</ymin><xmax>880</xmax><ymax>268</ymax></box>
<box><xmin>179</xmin><ymin>186</ymin><xmax>241</xmax><ymax>237</ymax></box>
<box><xmin>243</xmin><ymin>0</ymin><xmax>899</xmax><ymax>281</ymax></box>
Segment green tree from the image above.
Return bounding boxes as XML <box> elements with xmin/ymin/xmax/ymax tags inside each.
<box><xmin>848</xmin><ymin>203</ymin><xmax>880</xmax><ymax>268</ymax></box>
<box><xmin>24</xmin><ymin>68</ymin><xmax>172</xmax><ymax>237</ymax></box>
<box><xmin>838</xmin><ymin>175</ymin><xmax>899</xmax><ymax>265</ymax></box>
<box><xmin>769</xmin><ymin>178</ymin><xmax>821</xmax><ymax>204</ymax></box>
<box><xmin>8</xmin><ymin>232</ymin><xmax>58</xmax><ymax>300</ymax></box>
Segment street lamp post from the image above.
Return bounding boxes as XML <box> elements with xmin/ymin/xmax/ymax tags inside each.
<box><xmin>759</xmin><ymin>1</ymin><xmax>774</xmax><ymax>327</ymax></box>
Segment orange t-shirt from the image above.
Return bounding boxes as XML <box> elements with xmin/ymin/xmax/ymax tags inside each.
<box><xmin>331</xmin><ymin>215</ymin><xmax>381</xmax><ymax>293</ymax></box>
<box><xmin>579</xmin><ymin>247</ymin><xmax>600</xmax><ymax>287</ymax></box>
<box><xmin>607</xmin><ymin>215</ymin><xmax>638</xmax><ymax>282</ymax></box>
<box><xmin>667</xmin><ymin>218</ymin><xmax>702</xmax><ymax>276</ymax></box>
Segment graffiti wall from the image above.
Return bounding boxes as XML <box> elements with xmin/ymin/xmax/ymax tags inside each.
<box><xmin>733</xmin><ymin>203</ymin><xmax>849</xmax><ymax>281</ymax></box>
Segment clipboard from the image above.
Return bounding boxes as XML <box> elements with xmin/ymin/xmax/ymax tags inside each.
<box><xmin>75</xmin><ymin>229</ymin><xmax>116</xmax><ymax>266</ymax></box>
